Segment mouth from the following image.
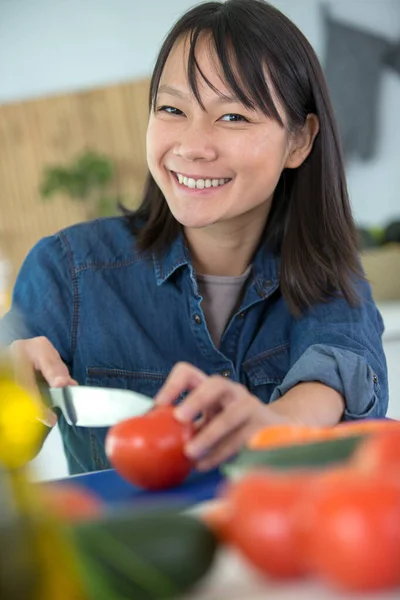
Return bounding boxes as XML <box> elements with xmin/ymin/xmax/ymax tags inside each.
<box><xmin>170</xmin><ymin>171</ymin><xmax>232</xmax><ymax>191</ymax></box>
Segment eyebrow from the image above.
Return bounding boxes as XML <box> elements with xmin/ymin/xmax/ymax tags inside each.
<box><xmin>157</xmin><ymin>84</ymin><xmax>241</xmax><ymax>105</ymax></box>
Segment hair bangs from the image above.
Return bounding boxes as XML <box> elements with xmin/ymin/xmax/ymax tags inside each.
<box><xmin>150</xmin><ymin>6</ymin><xmax>282</xmax><ymax>125</ymax></box>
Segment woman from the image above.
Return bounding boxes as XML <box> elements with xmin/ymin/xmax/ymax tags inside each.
<box><xmin>2</xmin><ymin>0</ymin><xmax>387</xmax><ymax>474</ymax></box>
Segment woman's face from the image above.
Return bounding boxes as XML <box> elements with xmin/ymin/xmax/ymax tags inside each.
<box><xmin>146</xmin><ymin>36</ymin><xmax>295</xmax><ymax>232</ymax></box>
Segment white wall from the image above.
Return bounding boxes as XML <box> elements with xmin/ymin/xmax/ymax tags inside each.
<box><xmin>0</xmin><ymin>0</ymin><xmax>196</xmax><ymax>102</ymax></box>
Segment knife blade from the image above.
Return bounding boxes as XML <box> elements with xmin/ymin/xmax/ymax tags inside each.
<box><xmin>42</xmin><ymin>385</ymin><xmax>154</xmax><ymax>427</ymax></box>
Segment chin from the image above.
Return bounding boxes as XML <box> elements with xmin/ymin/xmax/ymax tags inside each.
<box><xmin>173</xmin><ymin>216</ymin><xmax>215</xmax><ymax>230</ymax></box>
<box><xmin>167</xmin><ymin>207</ymin><xmax>217</xmax><ymax>230</ymax></box>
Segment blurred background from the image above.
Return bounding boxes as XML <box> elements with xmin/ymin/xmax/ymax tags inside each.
<box><xmin>0</xmin><ymin>0</ymin><xmax>399</xmax><ymax>479</ymax></box>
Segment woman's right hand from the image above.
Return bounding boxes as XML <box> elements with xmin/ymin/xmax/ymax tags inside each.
<box><xmin>10</xmin><ymin>337</ymin><xmax>77</xmax><ymax>427</ymax></box>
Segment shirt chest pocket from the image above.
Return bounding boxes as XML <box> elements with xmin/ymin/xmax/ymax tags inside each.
<box><xmin>85</xmin><ymin>367</ymin><xmax>169</xmax><ymax>397</ymax></box>
<box><xmin>242</xmin><ymin>343</ymin><xmax>290</xmax><ymax>404</ymax></box>
<box><xmin>84</xmin><ymin>367</ymin><xmax>169</xmax><ymax>471</ymax></box>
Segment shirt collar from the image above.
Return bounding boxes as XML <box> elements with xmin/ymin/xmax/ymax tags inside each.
<box><xmin>153</xmin><ymin>231</ymin><xmax>191</xmax><ymax>285</ymax></box>
<box><xmin>153</xmin><ymin>230</ymin><xmax>280</xmax><ymax>289</ymax></box>
<box><xmin>251</xmin><ymin>241</ymin><xmax>281</xmax><ymax>290</ymax></box>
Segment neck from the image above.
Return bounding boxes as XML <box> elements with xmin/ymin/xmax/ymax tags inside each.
<box><xmin>184</xmin><ymin>213</ymin><xmax>269</xmax><ymax>277</ymax></box>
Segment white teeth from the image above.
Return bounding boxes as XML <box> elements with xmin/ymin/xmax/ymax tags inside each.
<box><xmin>175</xmin><ymin>172</ymin><xmax>230</xmax><ymax>189</ymax></box>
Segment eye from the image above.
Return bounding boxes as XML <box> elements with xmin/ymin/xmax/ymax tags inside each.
<box><xmin>220</xmin><ymin>113</ymin><xmax>250</xmax><ymax>123</ymax></box>
<box><xmin>156</xmin><ymin>105</ymin><xmax>184</xmax><ymax>116</ymax></box>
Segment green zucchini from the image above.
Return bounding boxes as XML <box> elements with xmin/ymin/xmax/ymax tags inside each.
<box><xmin>223</xmin><ymin>434</ymin><xmax>366</xmax><ymax>478</ymax></box>
<box><xmin>68</xmin><ymin>509</ymin><xmax>218</xmax><ymax>600</ymax></box>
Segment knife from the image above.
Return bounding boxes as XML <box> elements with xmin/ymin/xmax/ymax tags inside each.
<box><xmin>39</xmin><ymin>384</ymin><xmax>154</xmax><ymax>428</ymax></box>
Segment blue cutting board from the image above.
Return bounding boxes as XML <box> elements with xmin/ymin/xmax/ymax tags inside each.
<box><xmin>60</xmin><ymin>467</ymin><xmax>224</xmax><ymax>509</ymax></box>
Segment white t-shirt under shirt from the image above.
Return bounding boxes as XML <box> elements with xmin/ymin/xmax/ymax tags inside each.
<box><xmin>196</xmin><ymin>266</ymin><xmax>252</xmax><ymax>347</ymax></box>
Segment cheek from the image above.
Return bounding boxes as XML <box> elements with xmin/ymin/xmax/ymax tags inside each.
<box><xmin>146</xmin><ymin>119</ymin><xmax>169</xmax><ymax>167</ymax></box>
<box><xmin>146</xmin><ymin>120</ymin><xmax>158</xmax><ymax>165</ymax></box>
<box><xmin>242</xmin><ymin>133</ymin><xmax>289</xmax><ymax>175</ymax></box>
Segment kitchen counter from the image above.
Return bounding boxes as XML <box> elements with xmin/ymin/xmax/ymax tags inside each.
<box><xmin>185</xmin><ymin>547</ymin><xmax>400</xmax><ymax>600</ymax></box>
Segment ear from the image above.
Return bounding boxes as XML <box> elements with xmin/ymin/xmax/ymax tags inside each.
<box><xmin>284</xmin><ymin>114</ymin><xmax>320</xmax><ymax>169</ymax></box>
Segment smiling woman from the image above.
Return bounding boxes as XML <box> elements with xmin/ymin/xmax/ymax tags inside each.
<box><xmin>141</xmin><ymin>27</ymin><xmax>315</xmax><ymax>274</ymax></box>
<box><xmin>1</xmin><ymin>0</ymin><xmax>389</xmax><ymax>476</ymax></box>
<box><xmin>145</xmin><ymin>34</ymin><xmax>313</xmax><ymax>259</ymax></box>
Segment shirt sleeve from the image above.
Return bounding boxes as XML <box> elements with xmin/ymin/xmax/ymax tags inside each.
<box><xmin>270</xmin><ymin>344</ymin><xmax>383</xmax><ymax>420</ymax></box>
<box><xmin>270</xmin><ymin>280</ymin><xmax>388</xmax><ymax>421</ymax></box>
<box><xmin>0</xmin><ymin>233</ymin><xmax>75</xmax><ymax>366</ymax></box>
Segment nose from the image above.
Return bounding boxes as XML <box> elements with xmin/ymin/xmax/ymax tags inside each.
<box><xmin>173</xmin><ymin>122</ymin><xmax>217</xmax><ymax>162</ymax></box>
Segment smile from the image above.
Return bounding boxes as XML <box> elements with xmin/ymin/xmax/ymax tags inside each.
<box><xmin>172</xmin><ymin>171</ymin><xmax>232</xmax><ymax>190</ymax></box>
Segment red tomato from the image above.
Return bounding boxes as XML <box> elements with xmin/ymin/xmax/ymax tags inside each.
<box><xmin>41</xmin><ymin>483</ymin><xmax>103</xmax><ymax>522</ymax></box>
<box><xmin>226</xmin><ymin>471</ymin><xmax>313</xmax><ymax>580</ymax></box>
<box><xmin>105</xmin><ymin>406</ymin><xmax>194</xmax><ymax>491</ymax></box>
<box><xmin>351</xmin><ymin>429</ymin><xmax>400</xmax><ymax>475</ymax></box>
<box><xmin>293</xmin><ymin>467</ymin><xmax>352</xmax><ymax>573</ymax></box>
<box><xmin>308</xmin><ymin>471</ymin><xmax>400</xmax><ymax>592</ymax></box>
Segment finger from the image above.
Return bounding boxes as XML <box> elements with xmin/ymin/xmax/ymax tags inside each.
<box><xmin>11</xmin><ymin>342</ymin><xmax>57</xmax><ymax>427</ymax></box>
<box><xmin>196</xmin><ymin>427</ymin><xmax>252</xmax><ymax>472</ymax></box>
<box><xmin>11</xmin><ymin>338</ymin><xmax>75</xmax><ymax>426</ymax></box>
<box><xmin>27</xmin><ymin>337</ymin><xmax>76</xmax><ymax>387</ymax></box>
<box><xmin>185</xmin><ymin>399</ymin><xmax>250</xmax><ymax>460</ymax></box>
<box><xmin>154</xmin><ymin>362</ymin><xmax>207</xmax><ymax>406</ymax></box>
<box><xmin>174</xmin><ymin>376</ymin><xmax>239</xmax><ymax>423</ymax></box>
<box><xmin>193</xmin><ymin>405</ymin><xmax>222</xmax><ymax>430</ymax></box>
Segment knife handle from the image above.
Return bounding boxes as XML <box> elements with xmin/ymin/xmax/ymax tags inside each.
<box><xmin>35</xmin><ymin>373</ymin><xmax>51</xmax><ymax>405</ymax></box>
<box><xmin>35</xmin><ymin>374</ymin><xmax>61</xmax><ymax>421</ymax></box>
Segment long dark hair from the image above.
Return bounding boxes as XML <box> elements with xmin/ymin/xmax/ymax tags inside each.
<box><xmin>125</xmin><ymin>0</ymin><xmax>362</xmax><ymax>315</ymax></box>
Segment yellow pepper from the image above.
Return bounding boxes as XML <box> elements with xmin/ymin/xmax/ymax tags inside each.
<box><xmin>0</xmin><ymin>379</ymin><xmax>46</xmax><ymax>468</ymax></box>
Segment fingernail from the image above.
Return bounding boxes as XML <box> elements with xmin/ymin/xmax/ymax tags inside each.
<box><xmin>196</xmin><ymin>462</ymin><xmax>210</xmax><ymax>472</ymax></box>
<box><xmin>45</xmin><ymin>410</ymin><xmax>58</xmax><ymax>427</ymax></box>
<box><xmin>153</xmin><ymin>393</ymin><xmax>163</xmax><ymax>406</ymax></box>
<box><xmin>185</xmin><ymin>442</ymin><xmax>202</xmax><ymax>459</ymax></box>
<box><xmin>174</xmin><ymin>405</ymin><xmax>191</xmax><ymax>422</ymax></box>
<box><xmin>52</xmin><ymin>376</ymin><xmax>68</xmax><ymax>387</ymax></box>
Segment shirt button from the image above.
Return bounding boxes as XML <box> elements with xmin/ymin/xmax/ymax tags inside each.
<box><xmin>193</xmin><ymin>314</ymin><xmax>201</xmax><ymax>324</ymax></box>
<box><xmin>373</xmin><ymin>374</ymin><xmax>378</xmax><ymax>384</ymax></box>
<box><xmin>239</xmin><ymin>311</ymin><xmax>246</xmax><ymax>318</ymax></box>
<box><xmin>221</xmin><ymin>369</ymin><xmax>231</xmax><ymax>378</ymax></box>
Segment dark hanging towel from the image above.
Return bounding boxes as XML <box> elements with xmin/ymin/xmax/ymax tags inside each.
<box><xmin>324</xmin><ymin>13</ymin><xmax>391</xmax><ymax>161</ymax></box>
<box><xmin>385</xmin><ymin>41</ymin><xmax>400</xmax><ymax>75</ymax></box>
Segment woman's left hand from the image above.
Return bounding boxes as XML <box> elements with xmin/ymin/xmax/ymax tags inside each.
<box><xmin>154</xmin><ymin>362</ymin><xmax>286</xmax><ymax>471</ymax></box>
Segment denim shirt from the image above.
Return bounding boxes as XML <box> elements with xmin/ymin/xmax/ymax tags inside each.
<box><xmin>1</xmin><ymin>217</ymin><xmax>388</xmax><ymax>474</ymax></box>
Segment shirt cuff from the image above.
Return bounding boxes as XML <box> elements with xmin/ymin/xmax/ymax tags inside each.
<box><xmin>0</xmin><ymin>308</ymin><xmax>29</xmax><ymax>346</ymax></box>
<box><xmin>270</xmin><ymin>344</ymin><xmax>384</xmax><ymax>420</ymax></box>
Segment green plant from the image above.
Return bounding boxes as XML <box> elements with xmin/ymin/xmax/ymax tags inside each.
<box><xmin>39</xmin><ymin>150</ymin><xmax>121</xmax><ymax>217</ymax></box>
